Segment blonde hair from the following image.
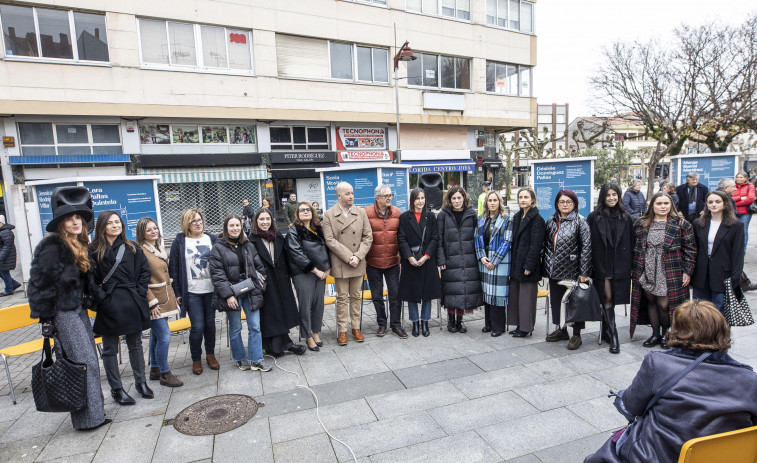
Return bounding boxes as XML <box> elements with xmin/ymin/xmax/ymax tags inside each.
<box><xmin>484</xmin><ymin>191</ymin><xmax>508</xmax><ymax>218</ymax></box>
<box><xmin>180</xmin><ymin>208</ymin><xmax>204</xmax><ymax>236</ymax></box>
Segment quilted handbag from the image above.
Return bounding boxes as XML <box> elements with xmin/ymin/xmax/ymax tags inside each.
<box><xmin>31</xmin><ymin>336</ymin><xmax>88</xmax><ymax>413</ymax></box>
<box><xmin>722</xmin><ymin>278</ymin><xmax>755</xmax><ymax>327</ymax></box>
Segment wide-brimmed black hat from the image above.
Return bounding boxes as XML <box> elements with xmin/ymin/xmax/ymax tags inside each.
<box><xmin>46</xmin><ymin>186</ymin><xmax>94</xmax><ymax>232</ymax></box>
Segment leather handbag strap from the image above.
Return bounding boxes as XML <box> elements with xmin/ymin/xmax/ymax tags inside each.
<box><xmin>101</xmin><ymin>244</ymin><xmax>125</xmax><ymax>285</ymax></box>
<box><xmin>641</xmin><ymin>351</ymin><xmax>711</xmax><ymax>417</ymax></box>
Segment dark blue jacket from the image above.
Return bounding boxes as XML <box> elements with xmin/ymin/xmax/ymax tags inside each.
<box><xmin>169</xmin><ymin>232</ymin><xmax>218</xmax><ymax>315</ymax></box>
<box><xmin>675</xmin><ymin>183</ymin><xmax>709</xmax><ymax>218</ymax></box>
<box><xmin>622</xmin><ymin>190</ymin><xmax>646</xmax><ymax>220</ymax></box>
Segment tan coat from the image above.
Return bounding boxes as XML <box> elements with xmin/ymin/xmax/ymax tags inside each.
<box><xmin>322</xmin><ymin>204</ymin><xmax>373</xmax><ymax>278</ymax></box>
<box><xmin>142</xmin><ymin>245</ymin><xmax>180</xmax><ymax>318</ymax></box>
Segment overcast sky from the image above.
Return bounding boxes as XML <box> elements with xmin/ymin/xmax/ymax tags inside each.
<box><xmin>534</xmin><ymin>0</ymin><xmax>756</xmax><ymax>119</ymax></box>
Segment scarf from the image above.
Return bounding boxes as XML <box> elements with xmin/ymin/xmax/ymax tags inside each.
<box><xmin>255</xmin><ymin>228</ymin><xmax>276</xmax><ymax>242</ymax></box>
<box><xmin>141</xmin><ymin>242</ymin><xmax>167</xmax><ymax>261</ymax></box>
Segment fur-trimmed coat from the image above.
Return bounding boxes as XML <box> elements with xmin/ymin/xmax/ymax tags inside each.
<box><xmin>142</xmin><ymin>244</ymin><xmax>180</xmax><ymax>319</ymax></box>
<box><xmin>28</xmin><ymin>234</ymin><xmax>102</xmax><ymax>321</ymax></box>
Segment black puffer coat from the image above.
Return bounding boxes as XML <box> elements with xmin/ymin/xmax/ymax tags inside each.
<box><xmin>0</xmin><ymin>223</ymin><xmax>17</xmax><ymax>272</ymax></box>
<box><xmin>542</xmin><ymin>210</ymin><xmax>592</xmax><ymax>280</ymax></box>
<box><xmin>285</xmin><ymin>224</ymin><xmax>331</xmax><ymax>275</ymax></box>
<box><xmin>209</xmin><ymin>238</ymin><xmax>267</xmax><ymax>312</ymax></box>
<box><xmin>510</xmin><ymin>207</ymin><xmax>546</xmax><ymax>282</ymax></box>
<box><xmin>437</xmin><ymin>206</ymin><xmax>483</xmax><ymax>310</ymax></box>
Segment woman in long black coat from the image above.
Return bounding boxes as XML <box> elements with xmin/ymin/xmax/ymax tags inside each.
<box><xmin>508</xmin><ymin>188</ymin><xmax>546</xmax><ymax>337</ymax></box>
<box><xmin>437</xmin><ymin>185</ymin><xmax>482</xmax><ymax>333</ymax></box>
<box><xmin>587</xmin><ymin>183</ymin><xmax>635</xmax><ymax>354</ymax></box>
<box><xmin>248</xmin><ymin>208</ymin><xmax>306</xmax><ymax>357</ymax></box>
<box><xmin>89</xmin><ymin>210</ymin><xmax>151</xmax><ymax>405</ymax></box>
<box><xmin>398</xmin><ymin>188</ymin><xmax>442</xmax><ymax>337</ymax></box>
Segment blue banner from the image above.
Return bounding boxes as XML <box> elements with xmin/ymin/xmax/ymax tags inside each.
<box><xmin>82</xmin><ymin>180</ymin><xmax>159</xmax><ymax>241</ymax></box>
<box><xmin>678</xmin><ymin>155</ymin><xmax>737</xmax><ymax>192</ymax></box>
<box><xmin>380</xmin><ymin>167</ymin><xmax>409</xmax><ymax>211</ymax></box>
<box><xmin>533</xmin><ymin>159</ymin><xmax>594</xmax><ymax>221</ymax></box>
<box><xmin>323</xmin><ymin>169</ymin><xmax>378</xmax><ymax>210</ymax></box>
<box><xmin>407</xmin><ymin>160</ymin><xmax>476</xmax><ymax>174</ymax></box>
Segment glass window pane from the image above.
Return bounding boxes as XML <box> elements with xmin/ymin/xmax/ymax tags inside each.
<box><xmin>456</xmin><ymin>57</ymin><xmax>470</xmax><ymax>89</ymax></box>
<box><xmin>406</xmin><ymin>0</ymin><xmax>422</xmax><ymax>11</ymax></box>
<box><xmin>497</xmin><ymin>0</ymin><xmax>508</xmax><ymax>27</ymax></box>
<box><xmin>19</xmin><ymin>123</ymin><xmax>54</xmax><ymax>145</ymax></box>
<box><xmin>486</xmin><ymin>61</ymin><xmax>495</xmax><ymax>92</ymax></box>
<box><xmin>456</xmin><ymin>0</ymin><xmax>470</xmax><ymax>20</ymax></box>
<box><xmin>422</xmin><ymin>0</ymin><xmax>438</xmax><ymax>14</ymax></box>
<box><xmin>91</xmin><ymin>124</ymin><xmax>120</xmax><ymax>143</ymax></box>
<box><xmin>21</xmin><ymin>146</ymin><xmax>56</xmax><ymax>155</ymax></box>
<box><xmin>201</xmin><ymin>126</ymin><xmax>227</xmax><ymax>143</ymax></box>
<box><xmin>486</xmin><ymin>0</ymin><xmax>497</xmax><ymax>25</ymax></box>
<box><xmin>329</xmin><ymin>42</ymin><xmax>353</xmax><ymax>79</ymax></box>
<box><xmin>37</xmin><ymin>8</ymin><xmax>73</xmax><ymax>59</ymax></box>
<box><xmin>442</xmin><ymin>0</ymin><xmax>456</xmax><ymax>17</ymax></box>
<box><xmin>1</xmin><ymin>5</ymin><xmax>39</xmax><ymax>57</ymax></box>
<box><xmin>506</xmin><ymin>64</ymin><xmax>518</xmax><ymax>94</ymax></box>
<box><xmin>172</xmin><ymin>126</ymin><xmax>199</xmax><ymax>143</ymax></box>
<box><xmin>407</xmin><ymin>55</ymin><xmax>422</xmax><ymax>86</ymax></box>
<box><xmin>270</xmin><ymin>127</ymin><xmax>291</xmax><ymax>144</ymax></box>
<box><xmin>56</xmin><ymin>125</ymin><xmax>88</xmax><ymax>144</ymax></box>
<box><xmin>422</xmin><ymin>53</ymin><xmax>438</xmax><ymax>87</ymax></box>
<box><xmin>293</xmin><ymin>127</ymin><xmax>306</xmax><ymax>144</ymax></box>
<box><xmin>308</xmin><ymin>144</ymin><xmax>329</xmax><ymax>150</ymax></box>
<box><xmin>139</xmin><ymin>19</ymin><xmax>168</xmax><ymax>65</ymax></box>
<box><xmin>92</xmin><ymin>145</ymin><xmax>123</xmax><ymax>154</ymax></box>
<box><xmin>57</xmin><ymin>146</ymin><xmax>91</xmax><ymax>155</ymax></box>
<box><xmin>201</xmin><ymin>26</ymin><xmax>227</xmax><ymax>68</ymax></box>
<box><xmin>307</xmin><ymin>128</ymin><xmax>328</xmax><ymax>144</ymax></box>
<box><xmin>230</xmin><ymin>126</ymin><xmax>255</xmax><ymax>144</ymax></box>
<box><xmin>509</xmin><ymin>0</ymin><xmax>520</xmax><ymax>29</ymax></box>
<box><xmin>495</xmin><ymin>63</ymin><xmax>508</xmax><ymax>93</ymax></box>
<box><xmin>357</xmin><ymin>46</ymin><xmax>372</xmax><ymax>81</ymax></box>
<box><xmin>372</xmin><ymin>48</ymin><xmax>388</xmax><ymax>82</ymax></box>
<box><xmin>168</xmin><ymin>22</ymin><xmax>196</xmax><ymax>66</ymax></box>
<box><xmin>440</xmin><ymin>55</ymin><xmax>455</xmax><ymax>89</ymax></box>
<box><xmin>74</xmin><ymin>12</ymin><xmax>108</xmax><ymax>61</ymax></box>
<box><xmin>228</xmin><ymin>29</ymin><xmax>251</xmax><ymax>70</ymax></box>
<box><xmin>520</xmin><ymin>66</ymin><xmax>531</xmax><ymax>96</ymax></box>
<box><xmin>521</xmin><ymin>2</ymin><xmax>533</xmax><ymax>33</ymax></box>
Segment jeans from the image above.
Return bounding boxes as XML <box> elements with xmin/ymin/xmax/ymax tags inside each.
<box><xmin>692</xmin><ymin>287</ymin><xmax>725</xmax><ymax>313</ymax></box>
<box><xmin>186</xmin><ymin>292</ymin><xmax>215</xmax><ymax>361</ymax></box>
<box><xmin>737</xmin><ymin>213</ymin><xmax>751</xmax><ymax>253</ymax></box>
<box><xmin>227</xmin><ymin>296</ymin><xmax>262</xmax><ymax>363</ymax></box>
<box><xmin>366</xmin><ymin>264</ymin><xmax>401</xmax><ymax>328</ymax></box>
<box><xmin>149</xmin><ymin>317</ymin><xmax>171</xmax><ymax>373</ymax></box>
<box><xmin>0</xmin><ymin>270</ymin><xmax>19</xmax><ymax>294</ymax></box>
<box><xmin>408</xmin><ymin>300</ymin><xmax>431</xmax><ymax>322</ymax></box>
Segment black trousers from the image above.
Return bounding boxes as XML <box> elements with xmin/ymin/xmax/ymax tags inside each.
<box><xmin>366</xmin><ymin>264</ymin><xmax>402</xmax><ymax>328</ymax></box>
<box><xmin>548</xmin><ymin>279</ymin><xmax>585</xmax><ymax>330</ymax></box>
<box><xmin>485</xmin><ymin>303</ymin><xmax>507</xmax><ymax>333</ymax></box>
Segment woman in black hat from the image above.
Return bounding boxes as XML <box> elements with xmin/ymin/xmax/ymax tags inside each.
<box><xmin>28</xmin><ymin>186</ymin><xmax>110</xmax><ymax>430</ymax></box>
<box><xmin>89</xmin><ymin>210</ymin><xmax>152</xmax><ymax>405</ymax></box>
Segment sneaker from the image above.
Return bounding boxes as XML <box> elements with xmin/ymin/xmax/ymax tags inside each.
<box><xmin>250</xmin><ymin>360</ymin><xmax>272</xmax><ymax>372</ymax></box>
<box><xmin>236</xmin><ymin>359</ymin><xmax>251</xmax><ymax>371</ymax></box>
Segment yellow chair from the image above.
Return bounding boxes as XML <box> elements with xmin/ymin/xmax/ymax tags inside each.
<box><xmin>0</xmin><ymin>304</ymin><xmax>44</xmax><ymax>404</ymax></box>
<box><xmin>678</xmin><ymin>425</ymin><xmax>757</xmax><ymax>463</ymax></box>
<box><xmin>537</xmin><ymin>288</ymin><xmax>550</xmax><ymax>334</ymax></box>
<box><xmin>324</xmin><ymin>274</ymin><xmax>337</xmax><ymax>306</ymax></box>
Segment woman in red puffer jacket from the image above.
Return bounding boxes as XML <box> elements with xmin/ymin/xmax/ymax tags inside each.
<box><xmin>732</xmin><ymin>171</ymin><xmax>755</xmax><ymax>253</ymax></box>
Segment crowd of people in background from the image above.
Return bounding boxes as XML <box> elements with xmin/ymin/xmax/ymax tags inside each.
<box><xmin>24</xmin><ymin>170</ymin><xmax>757</xmax><ymax>447</ymax></box>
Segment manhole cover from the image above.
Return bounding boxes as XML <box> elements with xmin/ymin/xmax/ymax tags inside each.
<box><xmin>172</xmin><ymin>394</ymin><xmax>259</xmax><ymax>436</ymax></box>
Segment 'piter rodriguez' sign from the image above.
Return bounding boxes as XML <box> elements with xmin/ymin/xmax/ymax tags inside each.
<box><xmin>531</xmin><ymin>157</ymin><xmax>596</xmax><ymax>222</ymax></box>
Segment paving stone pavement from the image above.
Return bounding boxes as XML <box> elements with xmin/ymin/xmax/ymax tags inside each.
<box><xmin>1</xmin><ymin>236</ymin><xmax>757</xmax><ymax>462</ymax></box>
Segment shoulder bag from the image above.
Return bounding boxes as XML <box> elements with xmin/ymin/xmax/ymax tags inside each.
<box><xmin>611</xmin><ymin>351</ymin><xmax>712</xmax><ymax>456</ymax></box>
<box><xmin>564</xmin><ymin>279</ymin><xmax>603</xmax><ymax>323</ymax></box>
<box><xmin>722</xmin><ymin>278</ymin><xmax>755</xmax><ymax>326</ymax></box>
<box><xmin>31</xmin><ymin>336</ymin><xmax>88</xmax><ymax>413</ymax></box>
<box><xmin>100</xmin><ymin>244</ymin><xmax>125</xmax><ymax>289</ymax></box>
<box><xmin>409</xmin><ymin>224</ymin><xmax>426</xmax><ymax>259</ymax></box>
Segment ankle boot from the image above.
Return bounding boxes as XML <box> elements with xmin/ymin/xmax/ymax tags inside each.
<box><xmin>456</xmin><ymin>315</ymin><xmax>467</xmax><ymax>333</ymax></box>
<box><xmin>111</xmin><ymin>388</ymin><xmax>136</xmax><ymax>405</ymax></box>
<box><xmin>412</xmin><ymin>321</ymin><xmax>420</xmax><ymax>337</ymax></box>
<box><xmin>149</xmin><ymin>366</ymin><xmax>160</xmax><ymax>381</ymax></box>
<box><xmin>604</xmin><ymin>307</ymin><xmax>620</xmax><ymax>354</ymax></box>
<box><xmin>135</xmin><ymin>382</ymin><xmax>154</xmax><ymax>399</ymax></box>
<box><xmin>421</xmin><ymin>321</ymin><xmax>430</xmax><ymax>337</ymax></box>
<box><xmin>159</xmin><ymin>371</ymin><xmax>183</xmax><ymax>388</ymax></box>
<box><xmin>447</xmin><ymin>314</ymin><xmax>457</xmax><ymax>333</ymax></box>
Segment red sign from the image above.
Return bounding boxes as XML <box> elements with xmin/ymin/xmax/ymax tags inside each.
<box><xmin>229</xmin><ymin>33</ymin><xmax>247</xmax><ymax>44</ymax></box>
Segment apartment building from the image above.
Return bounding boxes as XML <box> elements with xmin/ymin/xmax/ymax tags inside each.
<box><xmin>0</xmin><ymin>0</ymin><xmax>536</xmax><ymax>269</ymax></box>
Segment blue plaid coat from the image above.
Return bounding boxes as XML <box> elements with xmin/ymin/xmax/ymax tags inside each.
<box><xmin>475</xmin><ymin>214</ymin><xmax>513</xmax><ymax>306</ymax></box>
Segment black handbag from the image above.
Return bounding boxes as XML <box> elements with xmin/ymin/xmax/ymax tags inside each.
<box><xmin>31</xmin><ymin>336</ymin><xmax>88</xmax><ymax>413</ymax></box>
<box><xmin>747</xmin><ymin>200</ymin><xmax>757</xmax><ymax>214</ymax></box>
<box><xmin>722</xmin><ymin>278</ymin><xmax>755</xmax><ymax>326</ymax></box>
<box><xmin>564</xmin><ymin>280</ymin><xmax>603</xmax><ymax>323</ymax></box>
<box><xmin>231</xmin><ymin>278</ymin><xmax>255</xmax><ymax>297</ymax></box>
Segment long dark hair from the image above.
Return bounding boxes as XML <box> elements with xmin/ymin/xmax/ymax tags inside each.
<box><xmin>639</xmin><ymin>192</ymin><xmax>679</xmax><ymax>230</ymax></box>
<box><xmin>409</xmin><ymin>188</ymin><xmax>425</xmax><ymax>212</ymax></box>
<box><xmin>251</xmin><ymin>208</ymin><xmax>277</xmax><ymax>234</ymax></box>
<box><xmin>699</xmin><ymin>190</ymin><xmax>737</xmax><ymax>228</ymax></box>
<box><xmin>90</xmin><ymin>210</ymin><xmax>137</xmax><ymax>263</ymax></box>
<box><xmin>135</xmin><ymin>217</ymin><xmax>163</xmax><ymax>251</ymax></box>
<box><xmin>220</xmin><ymin>214</ymin><xmax>248</xmax><ymax>243</ymax></box>
<box><xmin>595</xmin><ymin>183</ymin><xmax>626</xmax><ymax>217</ymax></box>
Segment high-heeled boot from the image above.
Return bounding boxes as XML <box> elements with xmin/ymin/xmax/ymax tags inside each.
<box><xmin>604</xmin><ymin>307</ymin><xmax>620</xmax><ymax>354</ymax></box>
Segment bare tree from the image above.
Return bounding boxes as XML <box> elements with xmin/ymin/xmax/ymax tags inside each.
<box><xmin>572</xmin><ymin>119</ymin><xmax>610</xmax><ymax>150</ymax></box>
<box><xmin>517</xmin><ymin>126</ymin><xmax>567</xmax><ymax>159</ymax></box>
<box><xmin>498</xmin><ymin>134</ymin><xmax>531</xmax><ymax>200</ymax></box>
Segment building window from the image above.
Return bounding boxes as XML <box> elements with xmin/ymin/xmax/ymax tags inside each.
<box><xmin>485</xmin><ymin>0</ymin><xmax>534</xmax><ymax>33</ymax></box>
<box><xmin>137</xmin><ymin>18</ymin><xmax>252</xmax><ymax>73</ymax></box>
<box><xmin>329</xmin><ymin>42</ymin><xmax>389</xmax><ymax>83</ymax></box>
<box><xmin>408</xmin><ymin>53</ymin><xmax>470</xmax><ymax>90</ymax></box>
<box><xmin>486</xmin><ymin>61</ymin><xmax>533</xmax><ymax>97</ymax></box>
<box><xmin>342</xmin><ymin>0</ymin><xmax>387</xmax><ymax>5</ymax></box>
<box><xmin>270</xmin><ymin>127</ymin><xmax>329</xmax><ymax>150</ymax></box>
<box><xmin>138</xmin><ymin>123</ymin><xmax>255</xmax><ymax>145</ymax></box>
<box><xmin>407</xmin><ymin>0</ymin><xmax>470</xmax><ymax>20</ymax></box>
<box><xmin>0</xmin><ymin>4</ymin><xmax>109</xmax><ymax>62</ymax></box>
<box><xmin>17</xmin><ymin>122</ymin><xmax>121</xmax><ymax>155</ymax></box>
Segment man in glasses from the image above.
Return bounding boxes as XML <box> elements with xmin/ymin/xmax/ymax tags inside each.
<box><xmin>364</xmin><ymin>185</ymin><xmax>407</xmax><ymax>339</ymax></box>
<box><xmin>322</xmin><ymin>182</ymin><xmax>374</xmax><ymax>346</ymax></box>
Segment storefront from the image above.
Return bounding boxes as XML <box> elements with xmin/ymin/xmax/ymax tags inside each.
<box><xmin>268</xmin><ymin>151</ymin><xmax>338</xmax><ymax>225</ymax></box>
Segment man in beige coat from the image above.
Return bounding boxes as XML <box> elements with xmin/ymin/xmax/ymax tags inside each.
<box><xmin>322</xmin><ymin>181</ymin><xmax>373</xmax><ymax>346</ymax></box>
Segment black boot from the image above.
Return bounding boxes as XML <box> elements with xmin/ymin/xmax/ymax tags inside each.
<box><xmin>135</xmin><ymin>382</ymin><xmax>154</xmax><ymax>399</ymax></box>
<box><xmin>604</xmin><ymin>307</ymin><xmax>620</xmax><ymax>354</ymax></box>
<box><xmin>482</xmin><ymin>305</ymin><xmax>492</xmax><ymax>332</ymax></box>
<box><xmin>412</xmin><ymin>322</ymin><xmax>420</xmax><ymax>337</ymax></box>
<box><xmin>421</xmin><ymin>321</ymin><xmax>430</xmax><ymax>337</ymax></box>
<box><xmin>456</xmin><ymin>315</ymin><xmax>467</xmax><ymax>333</ymax></box>
<box><xmin>111</xmin><ymin>388</ymin><xmax>136</xmax><ymax>405</ymax></box>
<box><xmin>447</xmin><ymin>314</ymin><xmax>457</xmax><ymax>333</ymax></box>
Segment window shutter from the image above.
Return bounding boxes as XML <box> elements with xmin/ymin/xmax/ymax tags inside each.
<box><xmin>276</xmin><ymin>34</ymin><xmax>329</xmax><ymax>79</ymax></box>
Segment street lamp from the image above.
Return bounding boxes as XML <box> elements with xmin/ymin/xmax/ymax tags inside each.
<box><xmin>393</xmin><ymin>38</ymin><xmax>416</xmax><ymax>164</ymax></box>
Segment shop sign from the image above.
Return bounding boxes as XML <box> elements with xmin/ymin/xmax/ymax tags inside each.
<box><xmin>336</xmin><ymin>127</ymin><xmax>386</xmax><ymax>150</ymax></box>
<box><xmin>165</xmin><ymin>191</ymin><xmax>180</xmax><ymax>202</ymax></box>
<box><xmin>269</xmin><ymin>151</ymin><xmax>337</xmax><ymax>164</ymax></box>
<box><xmin>338</xmin><ymin>151</ymin><xmax>392</xmax><ymax>162</ymax></box>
